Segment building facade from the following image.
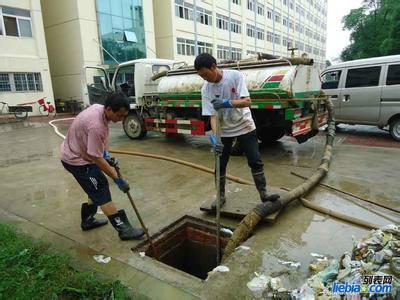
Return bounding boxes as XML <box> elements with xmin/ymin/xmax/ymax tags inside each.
<box><xmin>153</xmin><ymin>0</ymin><xmax>328</xmax><ymax>68</ymax></box>
<box><xmin>0</xmin><ymin>0</ymin><xmax>54</xmax><ymax>115</ymax></box>
<box><xmin>40</xmin><ymin>0</ymin><xmax>156</xmax><ymax>104</ymax></box>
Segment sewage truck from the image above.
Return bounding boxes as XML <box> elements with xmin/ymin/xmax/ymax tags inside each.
<box><xmin>84</xmin><ymin>55</ymin><xmax>328</xmax><ymax>153</ymax></box>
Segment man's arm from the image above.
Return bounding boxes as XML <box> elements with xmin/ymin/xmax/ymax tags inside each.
<box><xmin>230</xmin><ymin>97</ymin><xmax>251</xmax><ymax>108</ymax></box>
<box><xmin>91</xmin><ymin>156</ymin><xmax>118</xmax><ymax>180</ymax></box>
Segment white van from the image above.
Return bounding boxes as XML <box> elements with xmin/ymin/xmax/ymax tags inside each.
<box><xmin>321</xmin><ymin>55</ymin><xmax>400</xmax><ymax>141</ymax></box>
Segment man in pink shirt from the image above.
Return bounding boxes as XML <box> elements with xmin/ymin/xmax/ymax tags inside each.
<box><xmin>61</xmin><ymin>92</ymin><xmax>144</xmax><ymax>240</ymax></box>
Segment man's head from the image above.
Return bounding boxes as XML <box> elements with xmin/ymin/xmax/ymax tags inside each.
<box><xmin>194</xmin><ymin>53</ymin><xmax>221</xmax><ymax>83</ymax></box>
<box><xmin>104</xmin><ymin>92</ymin><xmax>129</xmax><ymax>122</ymax></box>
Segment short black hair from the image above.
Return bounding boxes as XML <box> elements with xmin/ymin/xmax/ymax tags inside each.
<box><xmin>104</xmin><ymin>92</ymin><xmax>129</xmax><ymax>112</ymax></box>
<box><xmin>194</xmin><ymin>53</ymin><xmax>217</xmax><ymax>71</ymax></box>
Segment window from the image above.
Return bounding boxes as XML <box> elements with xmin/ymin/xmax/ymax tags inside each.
<box><xmin>274</xmin><ymin>12</ymin><xmax>281</xmax><ymax>23</ymax></box>
<box><xmin>246</xmin><ymin>24</ymin><xmax>255</xmax><ymax>38</ymax></box>
<box><xmin>321</xmin><ymin>70</ymin><xmax>341</xmax><ymax>89</ymax></box>
<box><xmin>216</xmin><ymin>14</ymin><xmax>229</xmax><ymax>30</ymax></box>
<box><xmin>217</xmin><ymin>45</ymin><xmax>241</xmax><ymax>61</ymax></box>
<box><xmin>257</xmin><ymin>3</ymin><xmax>264</xmax><ymax>15</ymax></box>
<box><xmin>175</xmin><ymin>0</ymin><xmax>193</xmax><ymax>20</ymax></box>
<box><xmin>0</xmin><ymin>6</ymin><xmax>32</xmax><ymax>37</ymax></box>
<box><xmin>0</xmin><ymin>73</ymin><xmax>11</xmax><ymax>91</ymax></box>
<box><xmin>152</xmin><ymin>65</ymin><xmax>170</xmax><ymax>76</ymax></box>
<box><xmin>289</xmin><ymin>0</ymin><xmax>294</xmax><ymax>9</ymax></box>
<box><xmin>386</xmin><ymin>65</ymin><xmax>400</xmax><ymax>85</ymax></box>
<box><xmin>247</xmin><ymin>0</ymin><xmax>255</xmax><ymax>12</ymax></box>
<box><xmin>267</xmin><ymin>9</ymin><xmax>273</xmax><ymax>19</ymax></box>
<box><xmin>177</xmin><ymin>38</ymin><xmax>195</xmax><ymax>56</ymax></box>
<box><xmin>230</xmin><ymin>19</ymin><xmax>241</xmax><ymax>34</ymax></box>
<box><xmin>256</xmin><ymin>28</ymin><xmax>264</xmax><ymax>40</ymax></box>
<box><xmin>267</xmin><ymin>31</ymin><xmax>273</xmax><ymax>42</ymax></box>
<box><xmin>197</xmin><ymin>8</ymin><xmax>212</xmax><ymax>26</ymax></box>
<box><xmin>346</xmin><ymin>67</ymin><xmax>381</xmax><ymax>88</ymax></box>
<box><xmin>198</xmin><ymin>41</ymin><xmax>213</xmax><ymax>55</ymax></box>
<box><xmin>232</xmin><ymin>0</ymin><xmax>241</xmax><ymax>4</ymax></box>
<box><xmin>0</xmin><ymin>73</ymin><xmax>42</xmax><ymax>92</ymax></box>
<box><xmin>274</xmin><ymin>34</ymin><xmax>281</xmax><ymax>44</ymax></box>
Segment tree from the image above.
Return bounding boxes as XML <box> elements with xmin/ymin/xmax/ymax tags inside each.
<box><xmin>340</xmin><ymin>0</ymin><xmax>400</xmax><ymax>61</ymax></box>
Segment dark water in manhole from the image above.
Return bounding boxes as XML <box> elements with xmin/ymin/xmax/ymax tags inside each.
<box><xmin>159</xmin><ymin>239</ymin><xmax>218</xmax><ymax>280</ymax></box>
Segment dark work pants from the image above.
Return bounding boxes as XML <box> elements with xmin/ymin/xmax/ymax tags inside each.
<box><xmin>219</xmin><ymin>130</ymin><xmax>264</xmax><ymax>177</ymax></box>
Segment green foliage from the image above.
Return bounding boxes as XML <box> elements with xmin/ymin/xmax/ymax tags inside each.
<box><xmin>341</xmin><ymin>0</ymin><xmax>400</xmax><ymax>61</ymax></box>
<box><xmin>0</xmin><ymin>222</ymin><xmax>130</xmax><ymax>299</ymax></box>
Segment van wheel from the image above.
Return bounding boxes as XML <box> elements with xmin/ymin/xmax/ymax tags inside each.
<box><xmin>389</xmin><ymin>117</ymin><xmax>400</xmax><ymax>141</ymax></box>
<box><xmin>123</xmin><ymin>113</ymin><xmax>147</xmax><ymax>139</ymax></box>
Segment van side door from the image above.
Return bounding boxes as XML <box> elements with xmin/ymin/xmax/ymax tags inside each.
<box><xmin>340</xmin><ymin>65</ymin><xmax>383</xmax><ymax>124</ymax></box>
<box><xmin>321</xmin><ymin>69</ymin><xmax>343</xmax><ymax>118</ymax></box>
<box><xmin>379</xmin><ymin>63</ymin><xmax>400</xmax><ymax>126</ymax></box>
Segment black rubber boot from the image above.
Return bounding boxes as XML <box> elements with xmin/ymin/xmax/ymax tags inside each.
<box><xmin>81</xmin><ymin>203</ymin><xmax>108</xmax><ymax>231</ymax></box>
<box><xmin>211</xmin><ymin>176</ymin><xmax>227</xmax><ymax>210</ymax></box>
<box><xmin>108</xmin><ymin>209</ymin><xmax>145</xmax><ymax>240</ymax></box>
<box><xmin>252</xmin><ymin>171</ymin><xmax>280</xmax><ymax>203</ymax></box>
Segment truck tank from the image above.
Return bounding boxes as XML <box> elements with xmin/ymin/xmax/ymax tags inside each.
<box><xmin>157</xmin><ymin>60</ymin><xmax>322</xmax><ymax>101</ymax></box>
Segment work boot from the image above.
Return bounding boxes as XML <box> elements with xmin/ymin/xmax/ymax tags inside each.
<box><xmin>252</xmin><ymin>171</ymin><xmax>280</xmax><ymax>203</ymax></box>
<box><xmin>108</xmin><ymin>209</ymin><xmax>145</xmax><ymax>240</ymax></box>
<box><xmin>81</xmin><ymin>203</ymin><xmax>108</xmax><ymax>231</ymax></box>
<box><xmin>211</xmin><ymin>176</ymin><xmax>227</xmax><ymax>210</ymax></box>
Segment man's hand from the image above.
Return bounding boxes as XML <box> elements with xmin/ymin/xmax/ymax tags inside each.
<box><xmin>103</xmin><ymin>151</ymin><xmax>119</xmax><ymax>168</ymax></box>
<box><xmin>113</xmin><ymin>177</ymin><xmax>130</xmax><ymax>193</ymax></box>
<box><xmin>209</xmin><ymin>134</ymin><xmax>224</xmax><ymax>156</ymax></box>
<box><xmin>103</xmin><ymin>150</ymin><xmax>111</xmax><ymax>160</ymax></box>
<box><xmin>211</xmin><ymin>98</ymin><xmax>233</xmax><ymax>110</ymax></box>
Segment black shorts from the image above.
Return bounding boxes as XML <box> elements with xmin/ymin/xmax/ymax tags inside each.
<box><xmin>61</xmin><ymin>161</ymin><xmax>112</xmax><ymax>206</ymax></box>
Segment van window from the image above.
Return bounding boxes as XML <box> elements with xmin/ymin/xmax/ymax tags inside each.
<box><xmin>115</xmin><ymin>65</ymin><xmax>135</xmax><ymax>97</ymax></box>
<box><xmin>386</xmin><ymin>64</ymin><xmax>400</xmax><ymax>85</ymax></box>
<box><xmin>321</xmin><ymin>70</ymin><xmax>341</xmax><ymax>89</ymax></box>
<box><xmin>152</xmin><ymin>65</ymin><xmax>170</xmax><ymax>76</ymax></box>
<box><xmin>345</xmin><ymin>66</ymin><xmax>381</xmax><ymax>88</ymax></box>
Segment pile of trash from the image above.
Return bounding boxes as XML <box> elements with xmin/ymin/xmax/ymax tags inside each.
<box><xmin>247</xmin><ymin>224</ymin><xmax>400</xmax><ymax>299</ymax></box>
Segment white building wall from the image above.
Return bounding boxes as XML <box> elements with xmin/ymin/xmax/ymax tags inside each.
<box><xmin>0</xmin><ymin>0</ymin><xmax>54</xmax><ymax>116</ymax></box>
<box><xmin>153</xmin><ymin>0</ymin><xmax>327</xmax><ymax>68</ymax></box>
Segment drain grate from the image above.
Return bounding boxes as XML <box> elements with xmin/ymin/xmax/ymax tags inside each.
<box><xmin>132</xmin><ymin>215</ymin><xmax>232</xmax><ymax>280</ymax></box>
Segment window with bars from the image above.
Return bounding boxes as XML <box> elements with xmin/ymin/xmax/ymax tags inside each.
<box><xmin>198</xmin><ymin>41</ymin><xmax>213</xmax><ymax>55</ymax></box>
<box><xmin>217</xmin><ymin>45</ymin><xmax>242</xmax><ymax>61</ymax></box>
<box><xmin>232</xmin><ymin>0</ymin><xmax>241</xmax><ymax>4</ymax></box>
<box><xmin>247</xmin><ymin>0</ymin><xmax>255</xmax><ymax>12</ymax></box>
<box><xmin>267</xmin><ymin>9</ymin><xmax>273</xmax><ymax>19</ymax></box>
<box><xmin>274</xmin><ymin>12</ymin><xmax>281</xmax><ymax>23</ymax></box>
<box><xmin>177</xmin><ymin>38</ymin><xmax>195</xmax><ymax>56</ymax></box>
<box><xmin>0</xmin><ymin>6</ymin><xmax>32</xmax><ymax>37</ymax></box>
<box><xmin>274</xmin><ymin>34</ymin><xmax>281</xmax><ymax>44</ymax></box>
<box><xmin>175</xmin><ymin>0</ymin><xmax>194</xmax><ymax>20</ymax></box>
<box><xmin>246</xmin><ymin>24</ymin><xmax>255</xmax><ymax>38</ymax></box>
<box><xmin>267</xmin><ymin>31</ymin><xmax>273</xmax><ymax>43</ymax></box>
<box><xmin>283</xmin><ymin>16</ymin><xmax>288</xmax><ymax>26</ymax></box>
<box><xmin>0</xmin><ymin>73</ymin><xmax>11</xmax><ymax>92</ymax></box>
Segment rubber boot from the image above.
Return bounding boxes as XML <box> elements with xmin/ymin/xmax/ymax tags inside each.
<box><xmin>252</xmin><ymin>171</ymin><xmax>280</xmax><ymax>203</ymax></box>
<box><xmin>81</xmin><ymin>203</ymin><xmax>108</xmax><ymax>231</ymax></box>
<box><xmin>211</xmin><ymin>176</ymin><xmax>227</xmax><ymax>210</ymax></box>
<box><xmin>108</xmin><ymin>209</ymin><xmax>145</xmax><ymax>240</ymax></box>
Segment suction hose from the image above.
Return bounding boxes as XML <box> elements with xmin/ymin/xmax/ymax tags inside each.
<box><xmin>221</xmin><ymin>98</ymin><xmax>336</xmax><ymax>262</ymax></box>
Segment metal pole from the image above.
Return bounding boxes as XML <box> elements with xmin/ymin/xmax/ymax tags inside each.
<box><xmin>214</xmin><ymin>96</ymin><xmax>222</xmax><ymax>265</ymax></box>
<box><xmin>228</xmin><ymin>0</ymin><xmax>232</xmax><ymax>59</ymax></box>
<box><xmin>115</xmin><ymin>166</ymin><xmax>159</xmax><ymax>259</ymax></box>
<box><xmin>193</xmin><ymin>0</ymin><xmax>199</xmax><ymax>56</ymax></box>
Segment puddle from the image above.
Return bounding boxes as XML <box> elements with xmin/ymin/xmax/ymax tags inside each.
<box><xmin>132</xmin><ymin>215</ymin><xmax>233</xmax><ymax>280</ymax></box>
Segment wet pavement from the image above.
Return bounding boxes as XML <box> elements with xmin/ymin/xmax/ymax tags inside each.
<box><xmin>0</xmin><ymin>118</ymin><xmax>399</xmax><ymax>299</ymax></box>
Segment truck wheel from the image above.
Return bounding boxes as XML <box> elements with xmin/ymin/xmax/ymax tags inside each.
<box><xmin>389</xmin><ymin>117</ymin><xmax>400</xmax><ymax>141</ymax></box>
<box><xmin>230</xmin><ymin>137</ymin><xmax>244</xmax><ymax>156</ymax></box>
<box><xmin>123</xmin><ymin>113</ymin><xmax>147</xmax><ymax>139</ymax></box>
<box><xmin>259</xmin><ymin>127</ymin><xmax>285</xmax><ymax>143</ymax></box>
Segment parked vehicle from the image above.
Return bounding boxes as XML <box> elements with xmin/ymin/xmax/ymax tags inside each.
<box><xmin>84</xmin><ymin>56</ymin><xmax>328</xmax><ymax>153</ymax></box>
<box><xmin>321</xmin><ymin>55</ymin><xmax>400</xmax><ymax>141</ymax></box>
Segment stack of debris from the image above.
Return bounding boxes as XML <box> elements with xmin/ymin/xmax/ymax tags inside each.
<box><xmin>247</xmin><ymin>224</ymin><xmax>400</xmax><ymax>298</ymax></box>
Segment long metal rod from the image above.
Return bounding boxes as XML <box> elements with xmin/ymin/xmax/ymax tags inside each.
<box><xmin>115</xmin><ymin>167</ymin><xmax>159</xmax><ymax>259</ymax></box>
<box><xmin>215</xmin><ymin>104</ymin><xmax>222</xmax><ymax>265</ymax></box>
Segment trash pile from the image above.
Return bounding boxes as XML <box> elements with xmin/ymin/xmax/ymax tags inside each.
<box><xmin>247</xmin><ymin>224</ymin><xmax>400</xmax><ymax>299</ymax></box>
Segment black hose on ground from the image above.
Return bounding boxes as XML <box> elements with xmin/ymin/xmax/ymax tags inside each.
<box><xmin>221</xmin><ymin>98</ymin><xmax>336</xmax><ymax>262</ymax></box>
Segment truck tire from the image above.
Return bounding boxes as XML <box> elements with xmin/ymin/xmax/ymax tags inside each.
<box><xmin>258</xmin><ymin>127</ymin><xmax>285</xmax><ymax>143</ymax></box>
<box><xmin>389</xmin><ymin>117</ymin><xmax>400</xmax><ymax>141</ymax></box>
<box><xmin>230</xmin><ymin>137</ymin><xmax>244</xmax><ymax>156</ymax></box>
<box><xmin>123</xmin><ymin>113</ymin><xmax>147</xmax><ymax>139</ymax></box>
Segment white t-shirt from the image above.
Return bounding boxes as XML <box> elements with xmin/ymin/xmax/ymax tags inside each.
<box><xmin>201</xmin><ymin>69</ymin><xmax>256</xmax><ymax>137</ymax></box>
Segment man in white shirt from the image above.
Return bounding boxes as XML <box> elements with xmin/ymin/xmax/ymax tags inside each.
<box><xmin>194</xmin><ymin>53</ymin><xmax>280</xmax><ymax>209</ymax></box>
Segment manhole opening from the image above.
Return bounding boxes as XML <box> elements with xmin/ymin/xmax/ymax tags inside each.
<box><xmin>132</xmin><ymin>215</ymin><xmax>233</xmax><ymax>280</ymax></box>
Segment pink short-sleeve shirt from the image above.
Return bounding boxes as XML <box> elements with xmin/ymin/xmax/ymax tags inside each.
<box><xmin>61</xmin><ymin>104</ymin><xmax>109</xmax><ymax>165</ymax></box>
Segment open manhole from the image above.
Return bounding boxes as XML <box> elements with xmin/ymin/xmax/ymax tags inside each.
<box><xmin>132</xmin><ymin>215</ymin><xmax>233</xmax><ymax>280</ymax></box>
